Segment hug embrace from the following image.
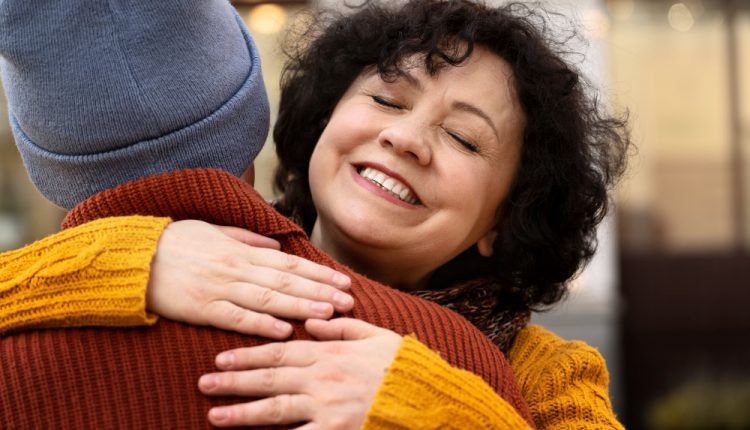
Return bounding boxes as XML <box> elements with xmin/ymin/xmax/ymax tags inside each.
<box><xmin>0</xmin><ymin>0</ymin><xmax>630</xmax><ymax>429</ymax></box>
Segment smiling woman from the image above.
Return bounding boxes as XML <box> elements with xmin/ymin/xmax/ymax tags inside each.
<box><xmin>308</xmin><ymin>50</ymin><xmax>524</xmax><ymax>289</ymax></box>
<box><xmin>234</xmin><ymin>1</ymin><xmax>628</xmax><ymax>426</ymax></box>
<box><xmin>273</xmin><ymin>0</ymin><xmax>630</xmax><ymax>311</ymax></box>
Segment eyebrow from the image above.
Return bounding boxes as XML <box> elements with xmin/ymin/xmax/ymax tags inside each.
<box><xmin>399</xmin><ymin>70</ymin><xmax>499</xmax><ymax>136</ymax></box>
<box><xmin>452</xmin><ymin>101</ymin><xmax>498</xmax><ymax>134</ymax></box>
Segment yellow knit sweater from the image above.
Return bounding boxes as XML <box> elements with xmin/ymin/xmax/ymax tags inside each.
<box><xmin>0</xmin><ymin>216</ymin><xmax>623</xmax><ymax>429</ymax></box>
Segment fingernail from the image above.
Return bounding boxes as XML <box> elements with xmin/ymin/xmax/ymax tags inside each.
<box><xmin>216</xmin><ymin>351</ymin><xmax>235</xmax><ymax>368</ymax></box>
<box><xmin>311</xmin><ymin>301</ymin><xmax>332</xmax><ymax>314</ymax></box>
<box><xmin>332</xmin><ymin>272</ymin><xmax>351</xmax><ymax>287</ymax></box>
<box><xmin>275</xmin><ymin>320</ymin><xmax>291</xmax><ymax>334</ymax></box>
<box><xmin>334</xmin><ymin>292</ymin><xmax>353</xmax><ymax>307</ymax></box>
<box><xmin>199</xmin><ymin>374</ymin><xmax>218</xmax><ymax>390</ymax></box>
<box><xmin>209</xmin><ymin>407</ymin><xmax>229</xmax><ymax>422</ymax></box>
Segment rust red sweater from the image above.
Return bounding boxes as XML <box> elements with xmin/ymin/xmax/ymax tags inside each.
<box><xmin>1</xmin><ymin>168</ymin><xmax>532</xmax><ymax>429</ymax></box>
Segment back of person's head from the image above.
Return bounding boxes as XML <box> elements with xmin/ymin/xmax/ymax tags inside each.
<box><xmin>0</xmin><ymin>0</ymin><xmax>269</xmax><ymax>209</ymax></box>
<box><xmin>273</xmin><ymin>0</ymin><xmax>630</xmax><ymax>311</ymax></box>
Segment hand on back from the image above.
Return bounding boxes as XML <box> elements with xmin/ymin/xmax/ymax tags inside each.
<box><xmin>198</xmin><ymin>318</ymin><xmax>403</xmax><ymax>429</ymax></box>
<box><xmin>146</xmin><ymin>220</ymin><xmax>354</xmax><ymax>339</ymax></box>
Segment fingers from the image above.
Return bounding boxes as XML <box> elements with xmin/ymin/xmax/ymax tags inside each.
<box><xmin>201</xmin><ymin>334</ymin><xmax>387</xmax><ymax>430</ymax></box>
<box><xmin>152</xmin><ymin>220</ymin><xmax>356</xmax><ymax>335</ymax></box>
<box><xmin>244</xmin><ymin>247</ymin><xmax>352</xmax><ymax>293</ymax></box>
<box><xmin>207</xmin><ymin>395</ymin><xmax>313</xmax><ymax>428</ymax></box>
<box><xmin>199</xmin><ymin>367</ymin><xmax>307</xmax><ymax>397</ymax></box>
<box><xmin>213</xmin><ymin>341</ymin><xmax>319</xmax><ymax>370</ymax></box>
<box><xmin>213</xmin><ymin>225</ymin><xmax>281</xmax><ymax>250</ymax></box>
<box><xmin>230</xmin><ymin>263</ymin><xmax>354</xmax><ymax>315</ymax></box>
<box><xmin>202</xmin><ymin>301</ymin><xmax>293</xmax><ymax>339</ymax></box>
<box><xmin>226</xmin><ymin>279</ymin><xmax>349</xmax><ymax>321</ymax></box>
<box><xmin>211</xmin><ymin>222</ymin><xmax>353</xmax><ymax>307</ymax></box>
<box><xmin>305</xmin><ymin>318</ymin><xmax>385</xmax><ymax>341</ymax></box>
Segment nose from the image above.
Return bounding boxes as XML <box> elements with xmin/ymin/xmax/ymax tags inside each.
<box><xmin>377</xmin><ymin>119</ymin><xmax>432</xmax><ymax>165</ymax></box>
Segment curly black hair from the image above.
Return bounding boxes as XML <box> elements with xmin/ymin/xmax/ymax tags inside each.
<box><xmin>273</xmin><ymin>0</ymin><xmax>630</xmax><ymax>311</ymax></box>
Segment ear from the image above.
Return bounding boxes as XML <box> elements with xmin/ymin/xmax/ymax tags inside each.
<box><xmin>476</xmin><ymin>229</ymin><xmax>498</xmax><ymax>257</ymax></box>
<box><xmin>240</xmin><ymin>163</ymin><xmax>256</xmax><ymax>186</ymax></box>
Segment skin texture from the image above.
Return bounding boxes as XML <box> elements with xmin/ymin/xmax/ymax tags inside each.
<box><xmin>308</xmin><ymin>49</ymin><xmax>525</xmax><ymax>290</ymax></box>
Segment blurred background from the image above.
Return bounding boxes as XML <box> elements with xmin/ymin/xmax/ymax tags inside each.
<box><xmin>1</xmin><ymin>0</ymin><xmax>748</xmax><ymax>428</ymax></box>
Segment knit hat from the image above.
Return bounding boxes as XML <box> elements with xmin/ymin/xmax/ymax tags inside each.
<box><xmin>0</xmin><ymin>0</ymin><xmax>270</xmax><ymax>209</ymax></box>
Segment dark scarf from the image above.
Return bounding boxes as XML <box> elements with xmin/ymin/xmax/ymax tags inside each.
<box><xmin>415</xmin><ymin>280</ymin><xmax>531</xmax><ymax>352</ymax></box>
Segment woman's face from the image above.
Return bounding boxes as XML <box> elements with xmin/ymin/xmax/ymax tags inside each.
<box><xmin>308</xmin><ymin>47</ymin><xmax>525</xmax><ymax>289</ymax></box>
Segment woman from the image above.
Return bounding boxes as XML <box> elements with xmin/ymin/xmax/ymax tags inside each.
<box><xmin>193</xmin><ymin>2</ymin><xmax>629</xmax><ymax>427</ymax></box>
<box><xmin>1</xmin><ymin>0</ymin><xmax>629</xmax><ymax>428</ymax></box>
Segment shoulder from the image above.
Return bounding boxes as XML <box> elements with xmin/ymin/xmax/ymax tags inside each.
<box><xmin>508</xmin><ymin>325</ymin><xmax>624</xmax><ymax>429</ymax></box>
<box><xmin>510</xmin><ymin>325</ymin><xmax>605</xmax><ymax>365</ymax></box>
<box><xmin>508</xmin><ymin>324</ymin><xmax>610</xmax><ymax>398</ymax></box>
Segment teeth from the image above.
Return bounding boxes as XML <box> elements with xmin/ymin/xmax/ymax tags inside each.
<box><xmin>374</xmin><ymin>171</ymin><xmax>386</xmax><ymax>184</ymax></box>
<box><xmin>359</xmin><ymin>167</ymin><xmax>419</xmax><ymax>205</ymax></box>
<box><xmin>392</xmin><ymin>183</ymin><xmax>405</xmax><ymax>196</ymax></box>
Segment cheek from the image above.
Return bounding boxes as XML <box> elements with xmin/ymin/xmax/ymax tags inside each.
<box><xmin>308</xmin><ymin>144</ymin><xmax>327</xmax><ymax>202</ymax></box>
<box><xmin>307</xmin><ymin>129</ymin><xmax>348</xmax><ymax>212</ymax></box>
<box><xmin>308</xmin><ymin>122</ymin><xmax>339</xmax><ymax>179</ymax></box>
<box><xmin>311</xmin><ymin>120</ymin><xmax>353</xmax><ymax>162</ymax></box>
<box><xmin>451</xmin><ymin>170</ymin><xmax>507</xmax><ymax>230</ymax></box>
<box><xmin>450</xmin><ymin>166</ymin><xmax>503</xmax><ymax>206</ymax></box>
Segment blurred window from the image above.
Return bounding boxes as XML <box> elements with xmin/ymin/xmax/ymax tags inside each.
<box><xmin>740</xmin><ymin>8</ymin><xmax>750</xmax><ymax>247</ymax></box>
<box><xmin>609</xmin><ymin>0</ymin><xmax>749</xmax><ymax>254</ymax></box>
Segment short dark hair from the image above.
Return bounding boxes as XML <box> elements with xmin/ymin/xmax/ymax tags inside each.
<box><xmin>273</xmin><ymin>0</ymin><xmax>631</xmax><ymax>310</ymax></box>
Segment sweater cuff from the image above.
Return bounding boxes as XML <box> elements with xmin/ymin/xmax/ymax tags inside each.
<box><xmin>363</xmin><ymin>335</ymin><xmax>531</xmax><ymax>430</ymax></box>
<box><xmin>0</xmin><ymin>216</ymin><xmax>171</xmax><ymax>334</ymax></box>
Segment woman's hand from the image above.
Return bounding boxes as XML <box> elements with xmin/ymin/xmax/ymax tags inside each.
<box><xmin>146</xmin><ymin>220</ymin><xmax>353</xmax><ymax>339</ymax></box>
<box><xmin>198</xmin><ymin>318</ymin><xmax>403</xmax><ymax>429</ymax></box>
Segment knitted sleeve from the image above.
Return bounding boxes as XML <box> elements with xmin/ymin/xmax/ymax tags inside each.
<box><xmin>0</xmin><ymin>216</ymin><xmax>170</xmax><ymax>334</ymax></box>
<box><xmin>363</xmin><ymin>326</ymin><xmax>625</xmax><ymax>430</ymax></box>
<box><xmin>509</xmin><ymin>325</ymin><xmax>625</xmax><ymax>430</ymax></box>
<box><xmin>363</xmin><ymin>335</ymin><xmax>533</xmax><ymax>430</ymax></box>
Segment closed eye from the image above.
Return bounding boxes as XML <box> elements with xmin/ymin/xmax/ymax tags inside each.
<box><xmin>371</xmin><ymin>95</ymin><xmax>402</xmax><ymax>109</ymax></box>
<box><xmin>446</xmin><ymin>131</ymin><xmax>479</xmax><ymax>153</ymax></box>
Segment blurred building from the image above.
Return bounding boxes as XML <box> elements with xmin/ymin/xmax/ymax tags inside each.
<box><xmin>1</xmin><ymin>1</ymin><xmax>749</xmax><ymax>429</ymax></box>
<box><xmin>608</xmin><ymin>1</ymin><xmax>750</xmax><ymax>429</ymax></box>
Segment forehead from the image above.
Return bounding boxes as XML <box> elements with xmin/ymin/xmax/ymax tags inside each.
<box><xmin>393</xmin><ymin>48</ymin><xmax>524</xmax><ymax>134</ymax></box>
<box><xmin>363</xmin><ymin>48</ymin><xmax>520</xmax><ymax>109</ymax></box>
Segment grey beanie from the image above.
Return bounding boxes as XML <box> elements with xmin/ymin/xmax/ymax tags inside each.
<box><xmin>0</xmin><ymin>0</ymin><xmax>270</xmax><ymax>209</ymax></box>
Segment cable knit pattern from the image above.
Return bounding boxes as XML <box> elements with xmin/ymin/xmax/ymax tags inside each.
<box><xmin>365</xmin><ymin>335</ymin><xmax>532</xmax><ymax>429</ymax></box>
<box><xmin>0</xmin><ymin>216</ymin><xmax>166</xmax><ymax>333</ymax></box>
<box><xmin>365</xmin><ymin>328</ymin><xmax>622</xmax><ymax>429</ymax></box>
<box><xmin>509</xmin><ymin>326</ymin><xmax>624</xmax><ymax>430</ymax></box>
<box><xmin>0</xmin><ymin>168</ymin><xmax>533</xmax><ymax>429</ymax></box>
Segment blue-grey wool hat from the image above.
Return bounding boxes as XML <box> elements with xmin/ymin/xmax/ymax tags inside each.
<box><xmin>0</xmin><ymin>0</ymin><xmax>270</xmax><ymax>209</ymax></box>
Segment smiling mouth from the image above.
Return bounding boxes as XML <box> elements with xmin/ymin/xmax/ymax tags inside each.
<box><xmin>356</xmin><ymin>166</ymin><xmax>421</xmax><ymax>205</ymax></box>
